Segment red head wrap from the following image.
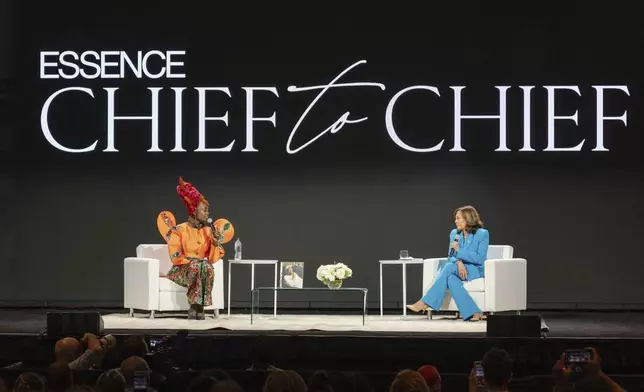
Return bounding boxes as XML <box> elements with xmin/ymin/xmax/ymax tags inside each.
<box><xmin>176</xmin><ymin>177</ymin><xmax>208</xmax><ymax>216</ymax></box>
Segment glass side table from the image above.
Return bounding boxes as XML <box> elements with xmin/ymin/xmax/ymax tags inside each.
<box><xmin>250</xmin><ymin>287</ymin><xmax>368</xmax><ymax>325</ymax></box>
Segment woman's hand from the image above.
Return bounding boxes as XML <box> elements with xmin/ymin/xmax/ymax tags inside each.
<box><xmin>468</xmin><ymin>368</ymin><xmax>477</xmax><ymax>392</ymax></box>
<box><xmin>450</xmin><ymin>240</ymin><xmax>460</xmax><ymax>253</ymax></box>
<box><xmin>210</xmin><ymin>227</ymin><xmax>221</xmax><ymax>246</ymax></box>
<box><xmin>586</xmin><ymin>347</ymin><xmax>602</xmax><ymax>375</ymax></box>
<box><xmin>456</xmin><ymin>260</ymin><xmax>467</xmax><ymax>280</ymax></box>
<box><xmin>552</xmin><ymin>354</ymin><xmax>571</xmax><ymax>392</ymax></box>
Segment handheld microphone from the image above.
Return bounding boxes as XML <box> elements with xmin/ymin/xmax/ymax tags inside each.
<box><xmin>449</xmin><ymin>230</ymin><xmax>462</xmax><ymax>257</ymax></box>
<box><xmin>206</xmin><ymin>218</ymin><xmax>219</xmax><ymax>238</ymax></box>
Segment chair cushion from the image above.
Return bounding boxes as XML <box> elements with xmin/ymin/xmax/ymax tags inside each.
<box><xmin>159</xmin><ymin>277</ymin><xmax>187</xmax><ymax>293</ymax></box>
<box><xmin>463</xmin><ymin>278</ymin><xmax>485</xmax><ymax>292</ymax></box>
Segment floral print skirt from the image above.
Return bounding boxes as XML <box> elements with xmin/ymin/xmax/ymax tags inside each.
<box><xmin>166</xmin><ymin>259</ymin><xmax>214</xmax><ymax>306</ymax></box>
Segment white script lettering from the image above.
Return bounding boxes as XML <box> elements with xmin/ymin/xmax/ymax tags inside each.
<box><xmin>286</xmin><ymin>60</ymin><xmax>386</xmax><ymax>154</ymax></box>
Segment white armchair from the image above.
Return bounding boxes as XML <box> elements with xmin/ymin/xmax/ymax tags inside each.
<box><xmin>124</xmin><ymin>244</ymin><xmax>224</xmax><ymax>318</ymax></box>
<box><xmin>422</xmin><ymin>245</ymin><xmax>527</xmax><ymax>317</ymax></box>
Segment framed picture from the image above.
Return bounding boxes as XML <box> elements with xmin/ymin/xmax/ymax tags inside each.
<box><xmin>280</xmin><ymin>261</ymin><xmax>304</xmax><ymax>288</ymax></box>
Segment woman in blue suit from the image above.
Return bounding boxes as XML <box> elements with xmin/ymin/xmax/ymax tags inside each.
<box><xmin>407</xmin><ymin>205</ymin><xmax>489</xmax><ymax>321</ymax></box>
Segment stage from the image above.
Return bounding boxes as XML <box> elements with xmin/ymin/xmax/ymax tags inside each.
<box><xmin>2</xmin><ymin>308</ymin><xmax>644</xmax><ymax>391</ymax></box>
<box><xmin>107</xmin><ymin>313</ymin><xmax>488</xmax><ymax>334</ymax></box>
<box><xmin>1</xmin><ymin>308</ymin><xmax>643</xmax><ymax>391</ymax></box>
<box><xmin>2</xmin><ymin>308</ymin><xmax>644</xmax><ymax>337</ymax></box>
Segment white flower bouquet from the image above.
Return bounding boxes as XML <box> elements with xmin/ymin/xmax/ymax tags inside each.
<box><xmin>316</xmin><ymin>262</ymin><xmax>353</xmax><ymax>289</ymax></box>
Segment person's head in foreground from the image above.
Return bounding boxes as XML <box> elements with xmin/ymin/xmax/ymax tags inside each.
<box><xmin>96</xmin><ymin>369</ymin><xmax>127</xmax><ymax>392</ymax></box>
<box><xmin>389</xmin><ymin>370</ymin><xmax>429</xmax><ymax>392</ymax></box>
<box><xmin>482</xmin><ymin>348</ymin><xmax>513</xmax><ymax>390</ymax></box>
<box><xmin>417</xmin><ymin>365</ymin><xmax>441</xmax><ymax>392</ymax></box>
<box><xmin>211</xmin><ymin>380</ymin><xmax>244</xmax><ymax>392</ymax></box>
<box><xmin>54</xmin><ymin>337</ymin><xmax>83</xmax><ymax>363</ymax></box>
<box><xmin>13</xmin><ymin>372</ymin><xmax>45</xmax><ymax>392</ymax></box>
<box><xmin>263</xmin><ymin>370</ymin><xmax>307</xmax><ymax>392</ymax></box>
<box><xmin>47</xmin><ymin>362</ymin><xmax>74</xmax><ymax>392</ymax></box>
<box><xmin>119</xmin><ymin>356</ymin><xmax>150</xmax><ymax>388</ymax></box>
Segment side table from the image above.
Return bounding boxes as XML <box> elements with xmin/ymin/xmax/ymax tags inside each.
<box><xmin>227</xmin><ymin>259</ymin><xmax>279</xmax><ymax>317</ymax></box>
<box><xmin>379</xmin><ymin>258</ymin><xmax>424</xmax><ymax>317</ymax></box>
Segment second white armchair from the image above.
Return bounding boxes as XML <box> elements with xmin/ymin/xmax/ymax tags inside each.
<box><xmin>421</xmin><ymin>245</ymin><xmax>527</xmax><ymax>317</ymax></box>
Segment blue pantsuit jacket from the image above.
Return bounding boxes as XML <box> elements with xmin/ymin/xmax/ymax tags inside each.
<box><xmin>421</xmin><ymin>228</ymin><xmax>490</xmax><ymax>320</ymax></box>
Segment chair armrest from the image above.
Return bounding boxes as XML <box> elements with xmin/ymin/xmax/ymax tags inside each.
<box><xmin>124</xmin><ymin>257</ymin><xmax>160</xmax><ymax>311</ymax></box>
<box><xmin>484</xmin><ymin>258</ymin><xmax>527</xmax><ymax>312</ymax></box>
<box><xmin>422</xmin><ymin>258</ymin><xmax>447</xmax><ymax>295</ymax></box>
<box><xmin>206</xmin><ymin>259</ymin><xmax>224</xmax><ymax>310</ymax></box>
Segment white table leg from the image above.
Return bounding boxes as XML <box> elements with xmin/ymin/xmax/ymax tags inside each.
<box><xmin>363</xmin><ymin>291</ymin><xmax>367</xmax><ymax>325</ymax></box>
<box><xmin>379</xmin><ymin>263</ymin><xmax>383</xmax><ymax>317</ymax></box>
<box><xmin>250</xmin><ymin>264</ymin><xmax>256</xmax><ymax>318</ymax></box>
<box><xmin>402</xmin><ymin>262</ymin><xmax>407</xmax><ymax>317</ymax></box>
<box><xmin>273</xmin><ymin>263</ymin><xmax>278</xmax><ymax>317</ymax></box>
<box><xmin>227</xmin><ymin>261</ymin><xmax>232</xmax><ymax>317</ymax></box>
<box><xmin>251</xmin><ymin>263</ymin><xmax>255</xmax><ymax>289</ymax></box>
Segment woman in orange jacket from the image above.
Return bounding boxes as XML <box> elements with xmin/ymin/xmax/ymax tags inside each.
<box><xmin>157</xmin><ymin>177</ymin><xmax>234</xmax><ymax>319</ymax></box>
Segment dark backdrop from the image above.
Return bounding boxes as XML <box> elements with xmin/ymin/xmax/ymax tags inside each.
<box><xmin>2</xmin><ymin>1</ymin><xmax>643</xmax><ymax>309</ymax></box>
<box><xmin>0</xmin><ymin>0</ymin><xmax>8</xmax><ymax>80</ymax></box>
<box><xmin>0</xmin><ymin>0</ymin><xmax>13</xmax><ymax>283</ymax></box>
<box><xmin>0</xmin><ymin>0</ymin><xmax>10</xmax><ymax>151</ymax></box>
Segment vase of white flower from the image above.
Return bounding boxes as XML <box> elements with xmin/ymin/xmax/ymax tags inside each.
<box><xmin>316</xmin><ymin>262</ymin><xmax>353</xmax><ymax>289</ymax></box>
<box><xmin>326</xmin><ymin>280</ymin><xmax>343</xmax><ymax>290</ymax></box>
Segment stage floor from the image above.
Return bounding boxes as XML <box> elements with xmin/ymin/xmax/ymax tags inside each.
<box><xmin>102</xmin><ymin>313</ymin><xmax>487</xmax><ymax>334</ymax></box>
<box><xmin>1</xmin><ymin>309</ymin><xmax>644</xmax><ymax>338</ymax></box>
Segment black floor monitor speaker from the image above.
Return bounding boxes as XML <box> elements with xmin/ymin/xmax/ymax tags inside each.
<box><xmin>46</xmin><ymin>312</ymin><xmax>104</xmax><ymax>337</ymax></box>
<box><xmin>487</xmin><ymin>314</ymin><xmax>541</xmax><ymax>337</ymax></box>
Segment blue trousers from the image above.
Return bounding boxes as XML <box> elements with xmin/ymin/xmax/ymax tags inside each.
<box><xmin>420</xmin><ymin>262</ymin><xmax>482</xmax><ymax>320</ymax></box>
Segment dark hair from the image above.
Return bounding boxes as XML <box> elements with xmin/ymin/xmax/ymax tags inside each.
<box><xmin>307</xmin><ymin>371</ymin><xmax>332</xmax><ymax>391</ymax></box>
<box><xmin>65</xmin><ymin>386</ymin><xmax>96</xmax><ymax>392</ymax></box>
<box><xmin>454</xmin><ymin>205</ymin><xmax>484</xmax><ymax>232</ymax></box>
<box><xmin>389</xmin><ymin>370</ymin><xmax>429</xmax><ymax>392</ymax></box>
<box><xmin>190</xmin><ymin>369</ymin><xmax>231</xmax><ymax>392</ymax></box>
<box><xmin>47</xmin><ymin>362</ymin><xmax>73</xmax><ymax>392</ymax></box>
<box><xmin>189</xmin><ymin>375</ymin><xmax>219</xmax><ymax>392</ymax></box>
<box><xmin>263</xmin><ymin>370</ymin><xmax>307</xmax><ymax>392</ymax></box>
<box><xmin>203</xmin><ymin>369</ymin><xmax>231</xmax><ymax>382</ymax></box>
<box><xmin>13</xmin><ymin>372</ymin><xmax>45</xmax><ymax>392</ymax></box>
<box><xmin>96</xmin><ymin>369</ymin><xmax>126</xmax><ymax>392</ymax></box>
<box><xmin>482</xmin><ymin>348</ymin><xmax>513</xmax><ymax>387</ymax></box>
<box><xmin>210</xmin><ymin>380</ymin><xmax>243</xmax><ymax>392</ymax></box>
<box><xmin>119</xmin><ymin>335</ymin><xmax>149</xmax><ymax>362</ymax></box>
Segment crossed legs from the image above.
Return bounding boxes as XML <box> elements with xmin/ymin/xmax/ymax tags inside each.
<box><xmin>407</xmin><ymin>263</ymin><xmax>483</xmax><ymax>321</ymax></box>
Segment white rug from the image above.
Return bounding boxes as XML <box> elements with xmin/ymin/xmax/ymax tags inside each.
<box><xmin>102</xmin><ymin>313</ymin><xmax>486</xmax><ymax>333</ymax></box>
